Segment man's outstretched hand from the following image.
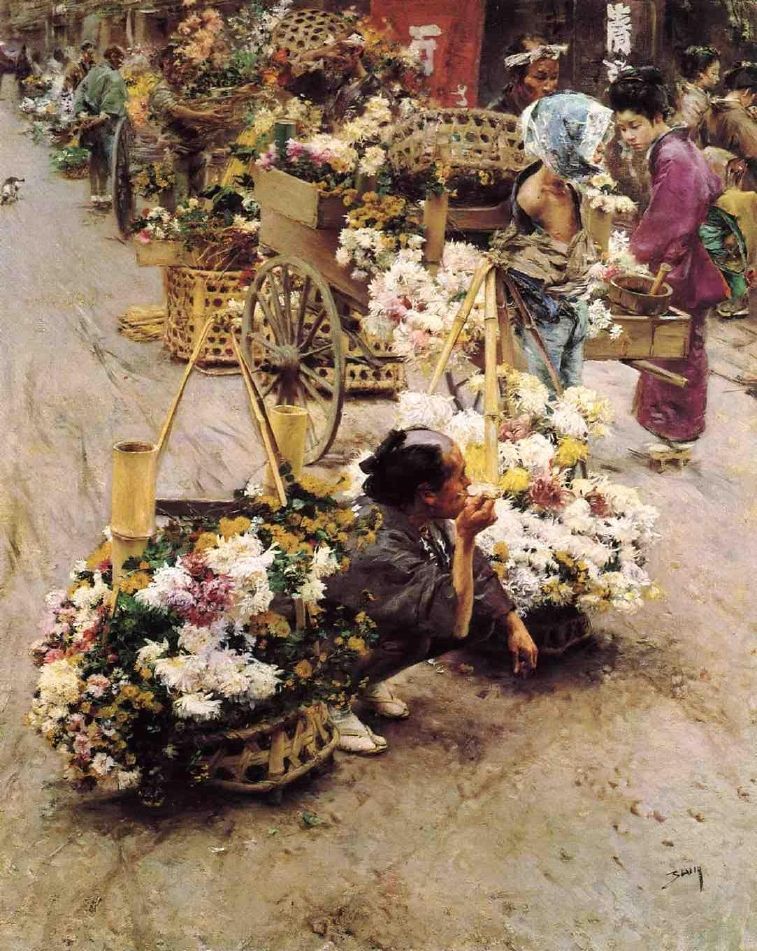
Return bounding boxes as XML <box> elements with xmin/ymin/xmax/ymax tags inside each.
<box><xmin>506</xmin><ymin>612</ymin><xmax>538</xmax><ymax>677</ymax></box>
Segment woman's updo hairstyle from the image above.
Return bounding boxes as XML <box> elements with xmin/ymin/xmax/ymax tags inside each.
<box><xmin>360</xmin><ymin>428</ymin><xmax>453</xmax><ymax>508</ymax></box>
<box><xmin>608</xmin><ymin>66</ymin><xmax>672</xmax><ymax>120</ymax></box>
<box><xmin>724</xmin><ymin>62</ymin><xmax>757</xmax><ymax>93</ymax></box>
<box><xmin>679</xmin><ymin>46</ymin><xmax>720</xmax><ymax>81</ymax></box>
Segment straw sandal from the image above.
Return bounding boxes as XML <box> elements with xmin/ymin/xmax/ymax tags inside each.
<box><xmin>330</xmin><ymin>710</ymin><xmax>388</xmax><ymax>756</ymax></box>
<box><xmin>358</xmin><ymin>681</ymin><xmax>410</xmax><ymax>720</ymax></box>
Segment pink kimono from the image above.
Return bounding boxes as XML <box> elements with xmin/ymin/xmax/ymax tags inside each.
<box><xmin>631</xmin><ymin>129</ymin><xmax>727</xmax><ymax>441</ymax></box>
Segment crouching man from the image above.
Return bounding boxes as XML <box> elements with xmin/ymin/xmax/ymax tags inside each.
<box><xmin>324</xmin><ymin>428</ymin><xmax>538</xmax><ymax>755</ymax></box>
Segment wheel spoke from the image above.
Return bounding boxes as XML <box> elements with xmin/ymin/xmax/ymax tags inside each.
<box><xmin>281</xmin><ymin>266</ymin><xmax>293</xmax><ymax>344</ymax></box>
<box><xmin>300</xmin><ymin>363</ymin><xmax>334</xmax><ymax>394</ymax></box>
<box><xmin>258</xmin><ymin>374</ymin><xmax>279</xmax><ymax>401</ymax></box>
<box><xmin>268</xmin><ymin>268</ymin><xmax>288</xmax><ymax>343</ymax></box>
<box><xmin>248</xmin><ymin>331</ymin><xmax>282</xmax><ymax>358</ymax></box>
<box><xmin>300</xmin><ymin>374</ymin><xmax>330</xmax><ymax>417</ymax></box>
<box><xmin>300</xmin><ymin>307</ymin><xmax>328</xmax><ymax>353</ymax></box>
<box><xmin>255</xmin><ymin>291</ymin><xmax>284</xmax><ymax>342</ymax></box>
<box><xmin>295</xmin><ymin>275</ymin><xmax>312</xmax><ymax>344</ymax></box>
<box><xmin>299</xmin><ymin>342</ymin><xmax>334</xmax><ymax>361</ymax></box>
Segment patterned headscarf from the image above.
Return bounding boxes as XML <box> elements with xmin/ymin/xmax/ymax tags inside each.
<box><xmin>520</xmin><ymin>91</ymin><xmax>613</xmax><ymax>181</ymax></box>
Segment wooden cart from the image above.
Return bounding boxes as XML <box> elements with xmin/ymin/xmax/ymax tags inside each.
<box><xmin>240</xmin><ymin>167</ymin><xmax>404</xmax><ymax>464</ymax></box>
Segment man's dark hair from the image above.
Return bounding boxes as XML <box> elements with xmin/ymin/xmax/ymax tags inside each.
<box><xmin>80</xmin><ymin>40</ymin><xmax>96</xmax><ymax>52</ymax></box>
<box><xmin>360</xmin><ymin>428</ymin><xmax>453</xmax><ymax>508</ymax></box>
<box><xmin>724</xmin><ymin>62</ymin><xmax>757</xmax><ymax>93</ymax></box>
<box><xmin>679</xmin><ymin>46</ymin><xmax>719</xmax><ymax>81</ymax></box>
<box><xmin>608</xmin><ymin>66</ymin><xmax>671</xmax><ymax>120</ymax></box>
<box><xmin>506</xmin><ymin>33</ymin><xmax>549</xmax><ymax>80</ymax></box>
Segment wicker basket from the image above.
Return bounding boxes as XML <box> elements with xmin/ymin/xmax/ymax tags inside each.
<box><xmin>524</xmin><ymin>607</ymin><xmax>593</xmax><ymax>656</ymax></box>
<box><xmin>196</xmin><ymin>702</ymin><xmax>338</xmax><ymax>795</ymax></box>
<box><xmin>271</xmin><ymin>8</ymin><xmax>352</xmax><ymax>56</ymax></box>
<box><xmin>164</xmin><ymin>266</ymin><xmax>247</xmax><ymax>367</ymax></box>
<box><xmin>387</xmin><ymin>108</ymin><xmax>529</xmax><ymax>177</ymax></box>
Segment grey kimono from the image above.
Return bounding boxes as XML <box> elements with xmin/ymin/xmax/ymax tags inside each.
<box><xmin>325</xmin><ymin>499</ymin><xmax>514</xmax><ymax>685</ymax></box>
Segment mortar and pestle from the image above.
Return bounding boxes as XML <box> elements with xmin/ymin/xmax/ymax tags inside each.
<box><xmin>607</xmin><ymin>263</ymin><xmax>673</xmax><ymax>316</ymax></box>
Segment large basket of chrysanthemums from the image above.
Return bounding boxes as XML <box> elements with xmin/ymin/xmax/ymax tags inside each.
<box><xmin>29</xmin><ymin>475</ymin><xmax>382</xmax><ymax>805</ymax></box>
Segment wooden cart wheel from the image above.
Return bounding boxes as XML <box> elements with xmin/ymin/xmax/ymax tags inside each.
<box><xmin>242</xmin><ymin>256</ymin><xmax>345</xmax><ymax>465</ymax></box>
<box><xmin>111</xmin><ymin>116</ymin><xmax>134</xmax><ymax>236</ymax></box>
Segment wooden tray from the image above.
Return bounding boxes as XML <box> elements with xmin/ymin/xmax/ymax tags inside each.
<box><xmin>585</xmin><ymin>306</ymin><xmax>690</xmax><ymax>361</ymax></box>
<box><xmin>252</xmin><ymin>167</ymin><xmax>347</xmax><ymax>230</ymax></box>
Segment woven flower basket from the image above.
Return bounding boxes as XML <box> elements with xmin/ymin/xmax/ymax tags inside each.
<box><xmin>271</xmin><ymin>9</ymin><xmax>352</xmax><ymax>56</ymax></box>
<box><xmin>196</xmin><ymin>702</ymin><xmax>338</xmax><ymax>795</ymax></box>
<box><xmin>164</xmin><ymin>265</ymin><xmax>248</xmax><ymax>368</ymax></box>
<box><xmin>524</xmin><ymin>606</ymin><xmax>593</xmax><ymax>656</ymax></box>
<box><xmin>61</xmin><ymin>164</ymin><xmax>89</xmax><ymax>180</ymax></box>
<box><xmin>387</xmin><ymin>108</ymin><xmax>529</xmax><ymax>177</ymax></box>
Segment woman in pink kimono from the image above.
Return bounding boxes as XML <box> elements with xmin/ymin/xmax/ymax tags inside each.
<box><xmin>609</xmin><ymin>67</ymin><xmax>728</xmax><ymax>443</ymax></box>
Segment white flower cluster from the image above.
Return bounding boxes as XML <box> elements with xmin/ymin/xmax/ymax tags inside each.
<box><xmin>339</xmin><ymin>97</ymin><xmax>394</xmax><ymax>145</ymax></box>
<box><xmin>585</xmin><ymin>298</ymin><xmax>624</xmax><ymax>340</ymax></box>
<box><xmin>337</xmin><ymin>229</ymin><xmax>424</xmax><ymax>281</ymax></box>
<box><xmin>136</xmin><ymin>206</ymin><xmax>180</xmax><ymax>241</ymax></box>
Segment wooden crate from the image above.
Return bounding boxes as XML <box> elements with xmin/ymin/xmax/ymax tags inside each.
<box><xmin>585</xmin><ymin>309</ymin><xmax>690</xmax><ymax>361</ymax></box>
<box><xmin>252</xmin><ymin>168</ymin><xmax>347</xmax><ymax>230</ymax></box>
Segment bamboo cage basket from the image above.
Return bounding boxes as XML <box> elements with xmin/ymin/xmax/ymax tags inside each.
<box><xmin>194</xmin><ymin>702</ymin><xmax>338</xmax><ymax>795</ymax></box>
<box><xmin>271</xmin><ymin>9</ymin><xmax>353</xmax><ymax>56</ymax></box>
<box><xmin>386</xmin><ymin>108</ymin><xmax>530</xmax><ymax>178</ymax></box>
<box><xmin>164</xmin><ymin>266</ymin><xmax>247</xmax><ymax>368</ymax></box>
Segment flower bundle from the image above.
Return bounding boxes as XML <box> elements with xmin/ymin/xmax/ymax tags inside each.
<box><xmin>336</xmin><ymin>191</ymin><xmax>424</xmax><ymax>280</ymax></box>
<box><xmin>585</xmin><ymin>173</ymin><xmax>637</xmax><ymax>216</ymax></box>
<box><xmin>362</xmin><ymin>242</ymin><xmax>486</xmax><ymax>362</ymax></box>
<box><xmin>29</xmin><ymin>476</ymin><xmax>382</xmax><ymax>803</ymax></box>
<box><xmin>131</xmin><ymin>159</ymin><xmax>176</xmax><ymax>199</ymax></box>
<box><xmin>255</xmin><ymin>134</ymin><xmax>359</xmax><ymax>195</ymax></box>
<box><xmin>394</xmin><ymin>378</ymin><xmax>658</xmax><ymax>617</ymax></box>
<box><xmin>50</xmin><ymin>145</ymin><xmax>89</xmax><ymax>176</ymax></box>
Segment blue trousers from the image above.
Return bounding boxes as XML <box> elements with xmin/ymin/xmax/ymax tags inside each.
<box><xmin>516</xmin><ymin>305</ymin><xmax>588</xmax><ymax>394</ymax></box>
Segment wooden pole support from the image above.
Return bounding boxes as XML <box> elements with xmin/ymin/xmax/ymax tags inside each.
<box><xmin>156</xmin><ymin>316</ymin><xmax>215</xmax><ymax>457</ymax></box>
<box><xmin>627</xmin><ymin>360</ymin><xmax>688</xmax><ymax>388</ymax></box>
<box><xmin>483</xmin><ymin>268</ymin><xmax>500</xmax><ymax>483</ymax></box>
<box><xmin>427</xmin><ymin>261</ymin><xmax>492</xmax><ymax>394</ymax></box>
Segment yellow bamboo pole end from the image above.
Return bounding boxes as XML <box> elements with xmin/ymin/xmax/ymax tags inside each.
<box><xmin>484</xmin><ymin>268</ymin><xmax>500</xmax><ymax>484</ymax></box>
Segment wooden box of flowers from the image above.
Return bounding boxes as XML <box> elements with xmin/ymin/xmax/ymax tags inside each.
<box><xmin>29</xmin><ymin>474</ymin><xmax>382</xmax><ymax>806</ymax></box>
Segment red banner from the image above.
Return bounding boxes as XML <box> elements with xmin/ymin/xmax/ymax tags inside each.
<box><xmin>370</xmin><ymin>0</ymin><xmax>486</xmax><ymax>107</ymax></box>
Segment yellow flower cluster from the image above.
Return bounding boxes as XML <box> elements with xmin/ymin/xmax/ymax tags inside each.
<box><xmin>218</xmin><ymin>516</ymin><xmax>252</xmax><ymax>539</ymax></box>
<box><xmin>554</xmin><ymin>437</ymin><xmax>589</xmax><ymax>469</ymax></box>
<box><xmin>499</xmin><ymin>467</ymin><xmax>531</xmax><ymax>495</ymax></box>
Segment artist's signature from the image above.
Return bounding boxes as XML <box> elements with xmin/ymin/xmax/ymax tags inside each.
<box><xmin>662</xmin><ymin>865</ymin><xmax>704</xmax><ymax>892</ymax></box>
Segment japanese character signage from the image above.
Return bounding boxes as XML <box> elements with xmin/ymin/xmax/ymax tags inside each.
<box><xmin>604</xmin><ymin>2</ymin><xmax>632</xmax><ymax>80</ymax></box>
<box><xmin>370</xmin><ymin>0</ymin><xmax>486</xmax><ymax>107</ymax></box>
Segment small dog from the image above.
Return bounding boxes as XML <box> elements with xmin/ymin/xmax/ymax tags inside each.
<box><xmin>0</xmin><ymin>176</ymin><xmax>24</xmax><ymax>204</ymax></box>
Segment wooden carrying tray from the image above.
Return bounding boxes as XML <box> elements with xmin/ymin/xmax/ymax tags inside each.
<box><xmin>584</xmin><ymin>307</ymin><xmax>691</xmax><ymax>361</ymax></box>
<box><xmin>252</xmin><ymin>167</ymin><xmax>347</xmax><ymax>230</ymax></box>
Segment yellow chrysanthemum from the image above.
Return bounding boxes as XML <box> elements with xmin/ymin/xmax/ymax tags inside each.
<box><xmin>492</xmin><ymin>541</ymin><xmax>510</xmax><ymax>561</ymax></box>
<box><xmin>119</xmin><ymin>570</ymin><xmax>151</xmax><ymax>595</ymax></box>
<box><xmin>294</xmin><ymin>659</ymin><xmax>313</xmax><ymax>680</ymax></box>
<box><xmin>85</xmin><ymin>540</ymin><xmax>112</xmax><ymax>569</ymax></box>
<box><xmin>554</xmin><ymin>437</ymin><xmax>589</xmax><ymax>469</ymax></box>
<box><xmin>218</xmin><ymin>516</ymin><xmax>251</xmax><ymax>539</ymax></box>
<box><xmin>347</xmin><ymin>636</ymin><xmax>367</xmax><ymax>655</ymax></box>
<box><xmin>193</xmin><ymin>531</ymin><xmax>218</xmax><ymax>553</ymax></box>
<box><xmin>499</xmin><ymin>467</ymin><xmax>531</xmax><ymax>494</ymax></box>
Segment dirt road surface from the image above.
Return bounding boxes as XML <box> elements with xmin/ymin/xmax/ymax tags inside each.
<box><xmin>0</xmin><ymin>86</ymin><xmax>755</xmax><ymax>951</ymax></box>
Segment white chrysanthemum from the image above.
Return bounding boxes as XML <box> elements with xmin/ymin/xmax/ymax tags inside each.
<box><xmin>298</xmin><ymin>574</ymin><xmax>326</xmax><ymax>604</ymax></box>
<box><xmin>498</xmin><ymin>441</ymin><xmax>522</xmax><ymax>470</ymax></box>
<box><xmin>153</xmin><ymin>654</ymin><xmax>205</xmax><ymax>693</ymax></box>
<box><xmin>561</xmin><ymin>386</ymin><xmax>614</xmax><ymax>436</ymax></box>
<box><xmin>358</xmin><ymin>145</ymin><xmax>387</xmax><ymax>176</ymax></box>
<box><xmin>516</xmin><ymin>433</ymin><xmax>554</xmax><ymax>473</ymax></box>
<box><xmin>177</xmin><ymin>623</ymin><xmax>222</xmax><ymax>655</ymax></box>
<box><xmin>90</xmin><ymin>752</ymin><xmax>117</xmax><ymax>777</ymax></box>
<box><xmin>503</xmin><ymin>565</ymin><xmax>544</xmax><ymax>613</ymax></box>
<box><xmin>243</xmin><ymin>657</ymin><xmax>282</xmax><ymax>701</ymax></box>
<box><xmin>115</xmin><ymin>769</ymin><xmax>141</xmax><ymax>791</ymax></box>
<box><xmin>396</xmin><ymin>391</ymin><xmax>455</xmax><ymax>431</ymax></box>
<box><xmin>447</xmin><ymin>410</ymin><xmax>485</xmax><ymax>452</ymax></box>
<box><xmin>338</xmin><ymin>451</ymin><xmax>371</xmax><ymax>502</ymax></box>
<box><xmin>173</xmin><ymin>692</ymin><xmax>222</xmax><ymax>721</ymax></box>
<box><xmin>310</xmin><ymin>545</ymin><xmax>340</xmax><ymax>579</ymax></box>
<box><xmin>71</xmin><ymin>573</ymin><xmax>110</xmax><ymax>611</ymax></box>
<box><xmin>561</xmin><ymin>499</ymin><xmax>595</xmax><ymax>534</ymax></box>
<box><xmin>135</xmin><ymin>638</ymin><xmax>170</xmax><ymax>669</ymax></box>
<box><xmin>37</xmin><ymin>659</ymin><xmax>82</xmax><ymax>707</ymax></box>
<box><xmin>236</xmin><ymin>583</ymin><xmax>275</xmax><ymax>623</ymax></box>
<box><xmin>550</xmin><ymin>403</ymin><xmax>589</xmax><ymax>438</ymax></box>
<box><xmin>135</xmin><ymin>564</ymin><xmax>194</xmax><ymax>611</ymax></box>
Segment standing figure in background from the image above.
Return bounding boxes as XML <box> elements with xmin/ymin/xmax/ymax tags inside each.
<box><xmin>149</xmin><ymin>46</ymin><xmax>222</xmax><ymax>201</ymax></box>
<box><xmin>698</xmin><ymin>62</ymin><xmax>757</xmax><ymax>174</ymax></box>
<box><xmin>673</xmin><ymin>45</ymin><xmax>720</xmax><ymax>133</ymax></box>
<box><xmin>487</xmin><ymin>34</ymin><xmax>565</xmax><ymax>116</ymax></box>
<box><xmin>610</xmin><ymin>67</ymin><xmax>727</xmax><ymax>446</ymax></box>
<box><xmin>73</xmin><ymin>45</ymin><xmax>127</xmax><ymax>206</ymax></box>
<box><xmin>64</xmin><ymin>41</ymin><xmax>96</xmax><ymax>94</ymax></box>
<box><xmin>489</xmin><ymin>92</ymin><xmax>613</xmax><ymax>393</ymax></box>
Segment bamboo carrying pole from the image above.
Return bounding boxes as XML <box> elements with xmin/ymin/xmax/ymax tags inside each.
<box><xmin>422</xmin><ymin>192</ymin><xmax>449</xmax><ymax>272</ymax></box>
<box><xmin>110</xmin><ymin>440</ymin><xmax>159</xmax><ymax>583</ymax></box>
<box><xmin>427</xmin><ymin>261</ymin><xmax>492</xmax><ymax>394</ymax></box>
<box><xmin>483</xmin><ymin>268</ymin><xmax>500</xmax><ymax>483</ymax></box>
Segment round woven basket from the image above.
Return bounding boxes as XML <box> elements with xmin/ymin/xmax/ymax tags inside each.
<box><xmin>524</xmin><ymin>606</ymin><xmax>593</xmax><ymax>656</ymax></box>
<box><xmin>271</xmin><ymin>9</ymin><xmax>352</xmax><ymax>56</ymax></box>
<box><xmin>387</xmin><ymin>108</ymin><xmax>529</xmax><ymax>177</ymax></box>
<box><xmin>196</xmin><ymin>702</ymin><xmax>338</xmax><ymax>795</ymax></box>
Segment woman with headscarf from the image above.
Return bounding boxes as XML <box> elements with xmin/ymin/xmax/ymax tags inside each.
<box><xmin>324</xmin><ymin>428</ymin><xmax>538</xmax><ymax>754</ymax></box>
<box><xmin>487</xmin><ymin>33</ymin><xmax>566</xmax><ymax>116</ymax></box>
<box><xmin>609</xmin><ymin>67</ymin><xmax>728</xmax><ymax>445</ymax></box>
<box><xmin>489</xmin><ymin>91</ymin><xmax>614</xmax><ymax>392</ymax></box>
